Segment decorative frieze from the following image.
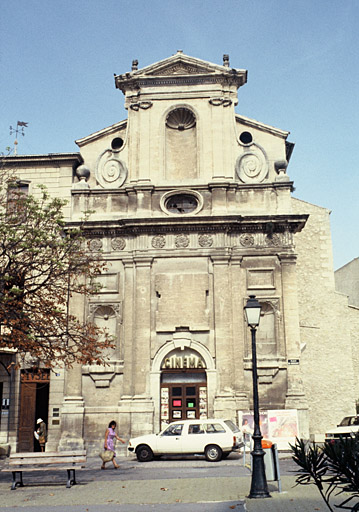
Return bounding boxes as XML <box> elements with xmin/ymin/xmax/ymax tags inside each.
<box><xmin>87</xmin><ymin>238</ymin><xmax>103</xmax><ymax>252</ymax></box>
<box><xmin>175</xmin><ymin>234</ymin><xmax>190</xmax><ymax>248</ymax></box>
<box><xmin>152</xmin><ymin>234</ymin><xmax>166</xmax><ymax>248</ymax></box>
<box><xmin>239</xmin><ymin>234</ymin><xmax>255</xmax><ymax>247</ymax></box>
<box><xmin>198</xmin><ymin>234</ymin><xmax>213</xmax><ymax>248</ymax></box>
<box><xmin>111</xmin><ymin>237</ymin><xmax>126</xmax><ymax>251</ymax></box>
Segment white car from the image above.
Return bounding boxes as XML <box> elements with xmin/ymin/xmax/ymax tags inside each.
<box><xmin>128</xmin><ymin>419</ymin><xmax>243</xmax><ymax>462</ymax></box>
<box><xmin>325</xmin><ymin>415</ymin><xmax>359</xmax><ymax>444</ymax></box>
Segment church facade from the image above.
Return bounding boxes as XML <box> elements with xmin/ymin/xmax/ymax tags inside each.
<box><xmin>1</xmin><ymin>52</ymin><xmax>358</xmax><ymax>455</ymax></box>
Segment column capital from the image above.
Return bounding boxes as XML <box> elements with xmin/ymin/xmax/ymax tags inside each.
<box><xmin>133</xmin><ymin>256</ymin><xmax>153</xmax><ymax>267</ymax></box>
<box><xmin>278</xmin><ymin>253</ymin><xmax>297</xmax><ymax>265</ymax></box>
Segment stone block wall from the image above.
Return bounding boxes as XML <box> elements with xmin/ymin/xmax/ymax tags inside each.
<box><xmin>292</xmin><ymin>198</ymin><xmax>357</xmax><ymax>435</ymax></box>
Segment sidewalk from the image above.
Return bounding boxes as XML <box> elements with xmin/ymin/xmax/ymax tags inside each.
<box><xmin>0</xmin><ymin>455</ymin><xmax>330</xmax><ymax>511</ymax></box>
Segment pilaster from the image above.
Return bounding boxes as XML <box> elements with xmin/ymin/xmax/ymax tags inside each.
<box><xmin>280</xmin><ymin>253</ymin><xmax>309</xmax><ymax>437</ymax></box>
<box><xmin>211</xmin><ymin>254</ymin><xmax>236</xmax><ymax>420</ymax></box>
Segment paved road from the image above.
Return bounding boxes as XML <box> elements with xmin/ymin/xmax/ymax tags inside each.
<box><xmin>0</xmin><ymin>453</ymin><xmax>337</xmax><ymax>511</ymax></box>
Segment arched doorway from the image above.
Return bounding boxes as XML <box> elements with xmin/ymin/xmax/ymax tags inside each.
<box><xmin>151</xmin><ymin>334</ymin><xmax>216</xmax><ymax>430</ymax></box>
<box><xmin>161</xmin><ymin>348</ymin><xmax>207</xmax><ymax>426</ymax></box>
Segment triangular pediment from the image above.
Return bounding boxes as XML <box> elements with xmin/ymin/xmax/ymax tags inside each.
<box><xmin>114</xmin><ymin>52</ymin><xmax>247</xmax><ymax>93</ymax></box>
<box><xmin>138</xmin><ymin>52</ymin><xmax>227</xmax><ymax>77</ymax></box>
<box><xmin>146</xmin><ymin>61</ymin><xmax>216</xmax><ymax>77</ymax></box>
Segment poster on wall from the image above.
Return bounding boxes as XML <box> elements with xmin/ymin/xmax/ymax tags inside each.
<box><xmin>199</xmin><ymin>386</ymin><xmax>207</xmax><ymax>419</ymax></box>
<box><xmin>161</xmin><ymin>387</ymin><xmax>169</xmax><ymax>425</ymax></box>
<box><xmin>267</xmin><ymin>409</ymin><xmax>298</xmax><ymax>450</ymax></box>
<box><xmin>238</xmin><ymin>409</ymin><xmax>299</xmax><ymax>450</ymax></box>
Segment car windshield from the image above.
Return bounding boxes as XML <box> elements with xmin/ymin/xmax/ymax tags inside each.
<box><xmin>224</xmin><ymin>420</ymin><xmax>240</xmax><ymax>433</ymax></box>
<box><xmin>162</xmin><ymin>424</ymin><xmax>183</xmax><ymax>436</ymax></box>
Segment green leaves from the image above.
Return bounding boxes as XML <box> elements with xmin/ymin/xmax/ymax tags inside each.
<box><xmin>291</xmin><ymin>435</ymin><xmax>359</xmax><ymax>511</ymax></box>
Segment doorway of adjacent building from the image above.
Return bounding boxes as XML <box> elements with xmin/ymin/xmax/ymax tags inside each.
<box><xmin>160</xmin><ymin>371</ymin><xmax>207</xmax><ymax>426</ymax></box>
<box><xmin>18</xmin><ymin>370</ymin><xmax>49</xmax><ymax>452</ymax></box>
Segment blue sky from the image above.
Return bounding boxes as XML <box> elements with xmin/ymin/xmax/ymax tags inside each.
<box><xmin>1</xmin><ymin>0</ymin><xmax>358</xmax><ymax>270</ymax></box>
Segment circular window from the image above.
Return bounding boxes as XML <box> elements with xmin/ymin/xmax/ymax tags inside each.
<box><xmin>239</xmin><ymin>131</ymin><xmax>253</xmax><ymax>144</ymax></box>
<box><xmin>165</xmin><ymin>194</ymin><xmax>198</xmax><ymax>214</ymax></box>
<box><xmin>160</xmin><ymin>190</ymin><xmax>203</xmax><ymax>216</ymax></box>
<box><xmin>111</xmin><ymin>137</ymin><xmax>124</xmax><ymax>150</ymax></box>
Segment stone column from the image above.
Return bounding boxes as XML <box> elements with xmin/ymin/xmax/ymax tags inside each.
<box><xmin>211</xmin><ymin>254</ymin><xmax>236</xmax><ymax>421</ymax></box>
<box><xmin>280</xmin><ymin>253</ymin><xmax>309</xmax><ymax>438</ymax></box>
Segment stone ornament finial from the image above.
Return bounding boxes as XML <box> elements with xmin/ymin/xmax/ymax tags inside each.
<box><xmin>223</xmin><ymin>54</ymin><xmax>230</xmax><ymax>67</ymax></box>
<box><xmin>274</xmin><ymin>160</ymin><xmax>290</xmax><ymax>182</ymax></box>
<box><xmin>132</xmin><ymin>59</ymin><xmax>138</xmax><ymax>71</ymax></box>
<box><xmin>73</xmin><ymin>164</ymin><xmax>90</xmax><ymax>189</ymax></box>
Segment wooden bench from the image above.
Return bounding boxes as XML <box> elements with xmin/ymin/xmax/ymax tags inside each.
<box><xmin>2</xmin><ymin>450</ymin><xmax>87</xmax><ymax>490</ymax></box>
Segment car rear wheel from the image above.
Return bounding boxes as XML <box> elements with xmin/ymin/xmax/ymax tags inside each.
<box><xmin>205</xmin><ymin>444</ymin><xmax>222</xmax><ymax>462</ymax></box>
<box><xmin>136</xmin><ymin>444</ymin><xmax>154</xmax><ymax>462</ymax></box>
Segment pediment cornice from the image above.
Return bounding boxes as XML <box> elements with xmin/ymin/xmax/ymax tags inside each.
<box><xmin>115</xmin><ymin>52</ymin><xmax>247</xmax><ymax>93</ymax></box>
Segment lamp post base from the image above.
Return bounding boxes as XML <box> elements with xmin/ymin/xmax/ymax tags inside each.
<box><xmin>248</xmin><ymin>447</ymin><xmax>271</xmax><ymax>499</ymax></box>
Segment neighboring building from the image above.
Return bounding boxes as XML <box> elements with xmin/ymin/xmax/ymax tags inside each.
<box><xmin>1</xmin><ymin>52</ymin><xmax>358</xmax><ymax>454</ymax></box>
<box><xmin>335</xmin><ymin>258</ymin><xmax>359</xmax><ymax>307</ymax></box>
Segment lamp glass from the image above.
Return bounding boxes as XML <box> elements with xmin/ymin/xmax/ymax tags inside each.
<box><xmin>244</xmin><ymin>296</ymin><xmax>262</xmax><ymax>327</ymax></box>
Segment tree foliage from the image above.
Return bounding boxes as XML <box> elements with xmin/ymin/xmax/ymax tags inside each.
<box><xmin>0</xmin><ymin>168</ymin><xmax>114</xmax><ymax>367</ymax></box>
<box><xmin>291</xmin><ymin>435</ymin><xmax>359</xmax><ymax>511</ymax></box>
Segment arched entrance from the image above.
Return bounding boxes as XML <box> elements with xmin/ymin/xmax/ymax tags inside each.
<box><xmin>151</xmin><ymin>333</ymin><xmax>216</xmax><ymax>430</ymax></box>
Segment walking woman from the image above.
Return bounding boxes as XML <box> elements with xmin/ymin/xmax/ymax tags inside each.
<box><xmin>101</xmin><ymin>420</ymin><xmax>125</xmax><ymax>469</ymax></box>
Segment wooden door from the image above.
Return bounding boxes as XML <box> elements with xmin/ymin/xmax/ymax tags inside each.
<box><xmin>167</xmin><ymin>383</ymin><xmax>202</xmax><ymax>421</ymax></box>
<box><xmin>18</xmin><ymin>382</ymin><xmax>36</xmax><ymax>452</ymax></box>
<box><xmin>18</xmin><ymin>369</ymin><xmax>50</xmax><ymax>452</ymax></box>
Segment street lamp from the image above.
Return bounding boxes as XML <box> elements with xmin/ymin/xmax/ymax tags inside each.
<box><xmin>244</xmin><ymin>295</ymin><xmax>271</xmax><ymax>499</ymax></box>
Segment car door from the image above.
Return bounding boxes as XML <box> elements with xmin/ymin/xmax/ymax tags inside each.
<box><xmin>156</xmin><ymin>423</ymin><xmax>184</xmax><ymax>454</ymax></box>
<box><xmin>181</xmin><ymin>423</ymin><xmax>206</xmax><ymax>454</ymax></box>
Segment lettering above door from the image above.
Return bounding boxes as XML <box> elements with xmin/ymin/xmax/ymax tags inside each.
<box><xmin>161</xmin><ymin>350</ymin><xmax>206</xmax><ymax>370</ymax></box>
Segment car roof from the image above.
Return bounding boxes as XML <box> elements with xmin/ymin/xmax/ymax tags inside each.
<box><xmin>167</xmin><ymin>419</ymin><xmax>233</xmax><ymax>425</ymax></box>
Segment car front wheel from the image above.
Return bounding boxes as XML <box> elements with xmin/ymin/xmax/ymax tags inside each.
<box><xmin>205</xmin><ymin>444</ymin><xmax>222</xmax><ymax>462</ymax></box>
<box><xmin>136</xmin><ymin>444</ymin><xmax>154</xmax><ymax>462</ymax></box>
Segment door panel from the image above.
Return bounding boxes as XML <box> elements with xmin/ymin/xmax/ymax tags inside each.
<box><xmin>165</xmin><ymin>383</ymin><xmax>205</xmax><ymax>421</ymax></box>
<box><xmin>18</xmin><ymin>383</ymin><xmax>36</xmax><ymax>452</ymax></box>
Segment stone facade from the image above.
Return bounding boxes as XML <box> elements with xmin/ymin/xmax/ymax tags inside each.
<box><xmin>1</xmin><ymin>52</ymin><xmax>358</xmax><ymax>453</ymax></box>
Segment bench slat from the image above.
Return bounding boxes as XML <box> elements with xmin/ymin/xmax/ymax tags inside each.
<box><xmin>9</xmin><ymin>457</ymin><xmax>86</xmax><ymax>466</ymax></box>
<box><xmin>10</xmin><ymin>451</ymin><xmax>86</xmax><ymax>459</ymax></box>
<box><xmin>3</xmin><ymin>465</ymin><xmax>85</xmax><ymax>472</ymax></box>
